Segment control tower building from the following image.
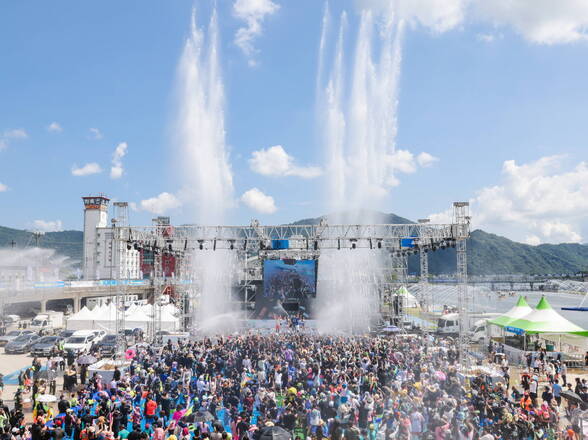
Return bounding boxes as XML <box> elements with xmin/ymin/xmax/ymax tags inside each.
<box><xmin>82</xmin><ymin>196</ymin><xmax>110</xmax><ymax>279</ymax></box>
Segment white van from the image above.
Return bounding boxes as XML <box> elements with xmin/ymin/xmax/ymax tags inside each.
<box><xmin>63</xmin><ymin>330</ymin><xmax>95</xmax><ymax>354</ymax></box>
<box><xmin>437</xmin><ymin>313</ymin><xmax>460</xmax><ymax>335</ymax></box>
<box><xmin>437</xmin><ymin>312</ymin><xmax>501</xmax><ymax>337</ymax></box>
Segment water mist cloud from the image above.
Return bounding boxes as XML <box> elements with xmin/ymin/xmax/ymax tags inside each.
<box><xmin>175</xmin><ymin>8</ymin><xmax>234</xmax><ymax>224</ymax></box>
<box><xmin>32</xmin><ymin>219</ymin><xmax>64</xmax><ymax>233</ymax></box>
<box><xmin>0</xmin><ymin>183</ymin><xmax>8</xmax><ymax>192</ymax></box>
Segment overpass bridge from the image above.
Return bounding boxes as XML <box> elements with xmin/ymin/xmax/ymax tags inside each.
<box><xmin>408</xmin><ymin>274</ymin><xmax>587</xmax><ymax>291</ymax></box>
<box><xmin>0</xmin><ymin>279</ymin><xmax>155</xmax><ymax>313</ymax></box>
<box><xmin>1</xmin><ymin>273</ymin><xmax>585</xmax><ymax>315</ymax></box>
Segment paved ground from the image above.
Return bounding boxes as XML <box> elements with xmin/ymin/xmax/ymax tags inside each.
<box><xmin>0</xmin><ymin>348</ymin><xmax>43</xmax><ymax>404</ymax></box>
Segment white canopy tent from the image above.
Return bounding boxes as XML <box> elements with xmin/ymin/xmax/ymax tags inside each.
<box><xmin>66</xmin><ymin>301</ymin><xmax>179</xmax><ymax>332</ymax></box>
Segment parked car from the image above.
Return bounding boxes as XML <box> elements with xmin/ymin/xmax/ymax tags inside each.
<box><xmin>5</xmin><ymin>334</ymin><xmax>40</xmax><ymax>354</ymax></box>
<box><xmin>30</xmin><ymin>336</ymin><xmax>63</xmax><ymax>357</ymax></box>
<box><xmin>59</xmin><ymin>330</ymin><xmax>75</xmax><ymax>339</ymax></box>
<box><xmin>0</xmin><ymin>330</ymin><xmax>34</xmax><ymax>347</ymax></box>
<box><xmin>97</xmin><ymin>334</ymin><xmax>118</xmax><ymax>357</ymax></box>
<box><xmin>5</xmin><ymin>315</ymin><xmax>20</xmax><ymax>324</ymax></box>
<box><xmin>63</xmin><ymin>330</ymin><xmax>95</xmax><ymax>355</ymax></box>
<box><xmin>91</xmin><ymin>330</ymin><xmax>107</xmax><ymax>344</ymax></box>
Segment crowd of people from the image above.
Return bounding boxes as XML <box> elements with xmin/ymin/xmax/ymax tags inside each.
<box><xmin>0</xmin><ymin>330</ymin><xmax>586</xmax><ymax>440</ymax></box>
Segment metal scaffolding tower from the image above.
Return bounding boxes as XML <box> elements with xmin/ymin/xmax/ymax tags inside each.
<box><xmin>112</xmin><ymin>202</ymin><xmax>129</xmax><ymax>227</ymax></box>
<box><xmin>418</xmin><ymin>219</ymin><xmax>431</xmax><ymax>313</ymax></box>
<box><xmin>454</xmin><ymin>202</ymin><xmax>471</xmax><ymax>364</ymax></box>
<box><xmin>108</xmin><ymin>202</ymin><xmax>470</xmax><ymax>332</ymax></box>
<box><xmin>110</xmin><ymin>220</ymin><xmax>126</xmax><ymax>358</ymax></box>
<box><xmin>149</xmin><ymin>216</ymin><xmax>168</xmax><ymax>342</ymax></box>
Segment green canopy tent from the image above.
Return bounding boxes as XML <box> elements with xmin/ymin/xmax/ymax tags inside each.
<box><xmin>488</xmin><ymin>296</ymin><xmax>533</xmax><ymax>328</ymax></box>
<box><xmin>394</xmin><ymin>285</ymin><xmax>419</xmax><ymax>308</ymax></box>
<box><xmin>506</xmin><ymin>296</ymin><xmax>588</xmax><ymax>336</ymax></box>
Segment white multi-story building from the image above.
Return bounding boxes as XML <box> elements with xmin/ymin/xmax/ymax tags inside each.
<box><xmin>82</xmin><ymin>196</ymin><xmax>140</xmax><ymax>280</ymax></box>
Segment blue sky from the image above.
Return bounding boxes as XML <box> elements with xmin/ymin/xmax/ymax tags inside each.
<box><xmin>1</xmin><ymin>0</ymin><xmax>587</xmax><ymax>244</ymax></box>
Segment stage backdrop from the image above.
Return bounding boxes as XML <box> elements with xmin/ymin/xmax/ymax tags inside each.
<box><xmin>254</xmin><ymin>259</ymin><xmax>317</xmax><ymax>319</ymax></box>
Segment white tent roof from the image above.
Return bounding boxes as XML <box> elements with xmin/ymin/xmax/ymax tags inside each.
<box><xmin>488</xmin><ymin>296</ymin><xmax>533</xmax><ymax>327</ymax></box>
<box><xmin>160</xmin><ymin>309</ymin><xmax>178</xmax><ymax>322</ymax></box>
<box><xmin>68</xmin><ymin>306</ymin><xmax>93</xmax><ymax>321</ymax></box>
<box><xmin>125</xmin><ymin>308</ymin><xmax>151</xmax><ymax>322</ymax></box>
<box><xmin>507</xmin><ymin>296</ymin><xmax>588</xmax><ymax>335</ymax></box>
<box><xmin>141</xmin><ymin>304</ymin><xmax>153</xmax><ymax>315</ymax></box>
<box><xmin>92</xmin><ymin>304</ymin><xmax>107</xmax><ymax>315</ymax></box>
<box><xmin>162</xmin><ymin>303</ymin><xmax>178</xmax><ymax>315</ymax></box>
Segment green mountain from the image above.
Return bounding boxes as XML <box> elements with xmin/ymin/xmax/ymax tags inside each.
<box><xmin>0</xmin><ymin>226</ymin><xmax>83</xmax><ymax>264</ymax></box>
<box><xmin>418</xmin><ymin>230</ymin><xmax>588</xmax><ymax>276</ymax></box>
<box><xmin>289</xmin><ymin>213</ymin><xmax>588</xmax><ymax>275</ymax></box>
<box><xmin>1</xmin><ymin>213</ymin><xmax>587</xmax><ymax>275</ymax></box>
<box><xmin>291</xmin><ymin>210</ymin><xmax>413</xmax><ymax>225</ymax></box>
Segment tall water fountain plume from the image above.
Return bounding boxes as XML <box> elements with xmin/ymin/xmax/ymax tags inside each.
<box><xmin>174</xmin><ymin>9</ymin><xmax>240</xmax><ymax>333</ymax></box>
<box><xmin>316</xmin><ymin>6</ymin><xmax>405</xmax><ymax>333</ymax></box>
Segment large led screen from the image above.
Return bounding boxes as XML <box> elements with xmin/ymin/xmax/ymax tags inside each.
<box><xmin>254</xmin><ymin>259</ymin><xmax>317</xmax><ymax>319</ymax></box>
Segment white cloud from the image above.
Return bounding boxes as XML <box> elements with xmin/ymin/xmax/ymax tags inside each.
<box><xmin>382</xmin><ymin>149</ymin><xmax>438</xmax><ymax>186</ymax></box>
<box><xmin>474</xmin><ymin>0</ymin><xmax>588</xmax><ymax>45</ymax></box>
<box><xmin>47</xmin><ymin>122</ymin><xmax>63</xmax><ymax>133</ymax></box>
<box><xmin>359</xmin><ymin>0</ymin><xmax>588</xmax><ymax>45</ymax></box>
<box><xmin>240</xmin><ymin>187</ymin><xmax>277</xmax><ymax>214</ymax></box>
<box><xmin>249</xmin><ymin>145</ymin><xmax>322</xmax><ymax>178</ymax></box>
<box><xmin>357</xmin><ymin>0</ymin><xmax>467</xmax><ymax>33</ymax></box>
<box><xmin>417</xmin><ymin>152</ymin><xmax>439</xmax><ymax>167</ymax></box>
<box><xmin>388</xmin><ymin>150</ymin><xmax>418</xmax><ymax>174</ymax></box>
<box><xmin>110</xmin><ymin>141</ymin><xmax>128</xmax><ymax>180</ymax></box>
<box><xmin>476</xmin><ymin>33</ymin><xmax>495</xmax><ymax>43</ymax></box>
<box><xmin>0</xmin><ymin>183</ymin><xmax>8</xmax><ymax>192</ymax></box>
<box><xmin>524</xmin><ymin>235</ymin><xmax>541</xmax><ymax>246</ymax></box>
<box><xmin>139</xmin><ymin>192</ymin><xmax>181</xmax><ymax>215</ymax></box>
<box><xmin>71</xmin><ymin>162</ymin><xmax>102</xmax><ymax>176</ymax></box>
<box><xmin>429</xmin><ymin>155</ymin><xmax>588</xmax><ymax>244</ymax></box>
<box><xmin>4</xmin><ymin>128</ymin><xmax>27</xmax><ymax>139</ymax></box>
<box><xmin>89</xmin><ymin>128</ymin><xmax>103</xmax><ymax>140</ymax></box>
<box><xmin>32</xmin><ymin>220</ymin><xmax>63</xmax><ymax>233</ymax></box>
<box><xmin>233</xmin><ymin>0</ymin><xmax>280</xmax><ymax>66</ymax></box>
<box><xmin>0</xmin><ymin>128</ymin><xmax>28</xmax><ymax>151</ymax></box>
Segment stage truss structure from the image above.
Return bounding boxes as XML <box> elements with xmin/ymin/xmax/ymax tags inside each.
<box><xmin>109</xmin><ymin>203</ymin><xmax>470</xmax><ymax>348</ymax></box>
